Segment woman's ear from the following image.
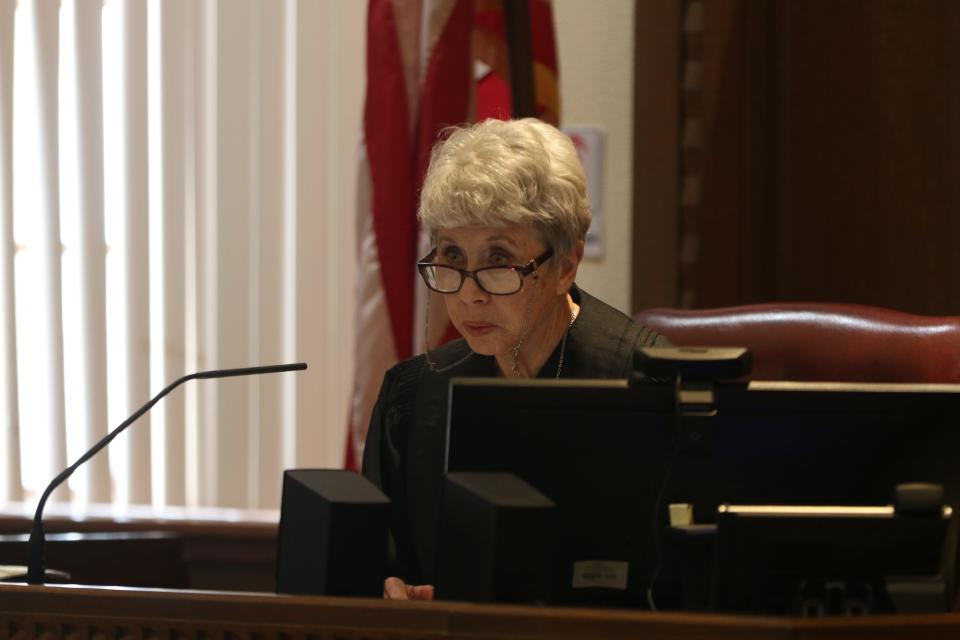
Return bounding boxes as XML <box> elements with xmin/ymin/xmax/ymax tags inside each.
<box><xmin>554</xmin><ymin>240</ymin><xmax>585</xmax><ymax>295</ymax></box>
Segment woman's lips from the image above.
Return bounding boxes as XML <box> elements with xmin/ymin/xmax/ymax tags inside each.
<box><xmin>462</xmin><ymin>322</ymin><xmax>496</xmax><ymax>337</ymax></box>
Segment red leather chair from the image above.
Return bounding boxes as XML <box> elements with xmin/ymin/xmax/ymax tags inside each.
<box><xmin>636</xmin><ymin>303</ymin><xmax>960</xmax><ymax>383</ymax></box>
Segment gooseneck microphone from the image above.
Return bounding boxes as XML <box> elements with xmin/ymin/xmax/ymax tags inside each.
<box><xmin>26</xmin><ymin>362</ymin><xmax>308</xmax><ymax>585</ymax></box>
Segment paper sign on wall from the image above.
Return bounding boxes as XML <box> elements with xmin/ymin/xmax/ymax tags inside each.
<box><xmin>562</xmin><ymin>127</ymin><xmax>604</xmax><ymax>259</ymax></box>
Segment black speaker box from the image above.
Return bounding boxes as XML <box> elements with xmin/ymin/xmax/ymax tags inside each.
<box><xmin>276</xmin><ymin>469</ymin><xmax>390</xmax><ymax>597</ymax></box>
<box><xmin>436</xmin><ymin>472</ymin><xmax>557</xmax><ymax>603</ymax></box>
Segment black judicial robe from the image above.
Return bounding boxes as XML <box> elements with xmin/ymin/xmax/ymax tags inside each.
<box><xmin>361</xmin><ymin>286</ymin><xmax>669</xmax><ymax>584</ymax></box>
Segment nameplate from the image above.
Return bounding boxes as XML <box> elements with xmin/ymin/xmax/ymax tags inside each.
<box><xmin>571</xmin><ymin>560</ymin><xmax>629</xmax><ymax>590</ymax></box>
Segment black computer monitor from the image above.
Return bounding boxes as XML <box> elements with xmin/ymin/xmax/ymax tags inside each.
<box><xmin>443</xmin><ymin>377</ymin><xmax>960</xmax><ymax>609</ymax></box>
<box><xmin>710</xmin><ymin>502</ymin><xmax>954</xmax><ymax>615</ymax></box>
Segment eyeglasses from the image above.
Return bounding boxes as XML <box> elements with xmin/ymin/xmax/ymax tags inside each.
<box><xmin>417</xmin><ymin>248</ymin><xmax>554</xmax><ymax>295</ymax></box>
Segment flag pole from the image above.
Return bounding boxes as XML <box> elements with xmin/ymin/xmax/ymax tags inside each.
<box><xmin>503</xmin><ymin>0</ymin><xmax>537</xmax><ymax>118</ymax></box>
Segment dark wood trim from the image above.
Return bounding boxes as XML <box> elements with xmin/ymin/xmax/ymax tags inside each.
<box><xmin>632</xmin><ymin>0</ymin><xmax>683</xmax><ymax>313</ymax></box>
<box><xmin>4</xmin><ymin>583</ymin><xmax>960</xmax><ymax>639</ymax></box>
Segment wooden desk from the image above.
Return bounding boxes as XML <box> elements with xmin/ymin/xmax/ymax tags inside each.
<box><xmin>2</xmin><ymin>583</ymin><xmax>960</xmax><ymax>640</ymax></box>
<box><xmin>0</xmin><ymin>503</ymin><xmax>278</xmax><ymax>591</ymax></box>
<box><xmin>0</xmin><ymin>532</ymin><xmax>187</xmax><ymax>588</ymax></box>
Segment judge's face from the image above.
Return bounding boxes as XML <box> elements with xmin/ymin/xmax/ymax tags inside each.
<box><xmin>434</xmin><ymin>224</ymin><xmax>562</xmax><ymax>358</ymax></box>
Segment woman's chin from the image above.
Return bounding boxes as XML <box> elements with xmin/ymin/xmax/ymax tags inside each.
<box><xmin>460</xmin><ymin>334</ymin><xmax>502</xmax><ymax>357</ymax></box>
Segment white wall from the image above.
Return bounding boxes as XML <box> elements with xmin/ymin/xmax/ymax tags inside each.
<box><xmin>553</xmin><ymin>0</ymin><xmax>635</xmax><ymax>314</ymax></box>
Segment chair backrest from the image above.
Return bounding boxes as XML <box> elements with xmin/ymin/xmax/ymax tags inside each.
<box><xmin>635</xmin><ymin>303</ymin><xmax>960</xmax><ymax>383</ymax></box>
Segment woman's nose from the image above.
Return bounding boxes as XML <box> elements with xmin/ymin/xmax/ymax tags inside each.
<box><xmin>457</xmin><ymin>273</ymin><xmax>489</xmax><ymax>304</ymax></box>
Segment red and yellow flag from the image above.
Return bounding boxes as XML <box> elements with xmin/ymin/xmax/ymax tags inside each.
<box><xmin>348</xmin><ymin>0</ymin><xmax>560</xmax><ymax>469</ymax></box>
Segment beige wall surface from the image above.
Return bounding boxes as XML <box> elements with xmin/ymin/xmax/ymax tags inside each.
<box><xmin>554</xmin><ymin>0</ymin><xmax>635</xmax><ymax>314</ymax></box>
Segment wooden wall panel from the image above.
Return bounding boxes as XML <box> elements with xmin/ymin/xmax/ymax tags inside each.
<box><xmin>768</xmin><ymin>0</ymin><xmax>960</xmax><ymax>314</ymax></box>
<box><xmin>639</xmin><ymin>0</ymin><xmax>960</xmax><ymax>314</ymax></box>
<box><xmin>688</xmin><ymin>0</ymin><xmax>752</xmax><ymax>308</ymax></box>
<box><xmin>632</xmin><ymin>0</ymin><xmax>682</xmax><ymax>312</ymax></box>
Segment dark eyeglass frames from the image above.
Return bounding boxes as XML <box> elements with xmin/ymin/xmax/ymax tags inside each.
<box><xmin>417</xmin><ymin>248</ymin><xmax>554</xmax><ymax>295</ymax></box>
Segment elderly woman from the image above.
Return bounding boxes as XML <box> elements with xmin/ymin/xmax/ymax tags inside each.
<box><xmin>362</xmin><ymin>118</ymin><xmax>669</xmax><ymax>600</ymax></box>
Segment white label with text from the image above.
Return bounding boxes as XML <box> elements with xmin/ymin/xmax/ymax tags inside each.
<box><xmin>571</xmin><ymin>560</ymin><xmax>629</xmax><ymax>590</ymax></box>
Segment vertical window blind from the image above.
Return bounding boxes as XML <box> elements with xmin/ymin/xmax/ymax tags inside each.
<box><xmin>0</xmin><ymin>0</ymin><xmax>363</xmax><ymax>511</ymax></box>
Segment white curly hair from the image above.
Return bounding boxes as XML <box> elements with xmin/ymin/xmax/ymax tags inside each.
<box><xmin>418</xmin><ymin>118</ymin><xmax>592</xmax><ymax>259</ymax></box>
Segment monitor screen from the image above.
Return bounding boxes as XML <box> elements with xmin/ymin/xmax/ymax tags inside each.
<box><xmin>710</xmin><ymin>504</ymin><xmax>954</xmax><ymax>614</ymax></box>
<box><xmin>444</xmin><ymin>378</ymin><xmax>960</xmax><ymax>608</ymax></box>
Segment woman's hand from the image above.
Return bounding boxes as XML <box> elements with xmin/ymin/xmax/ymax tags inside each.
<box><xmin>383</xmin><ymin>576</ymin><xmax>435</xmax><ymax>600</ymax></box>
